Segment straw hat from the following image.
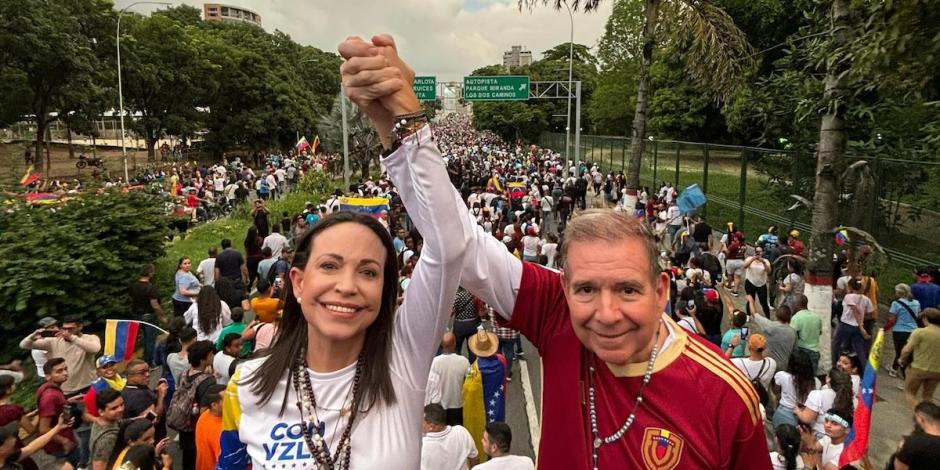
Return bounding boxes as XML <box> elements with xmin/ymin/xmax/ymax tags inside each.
<box><xmin>468</xmin><ymin>326</ymin><xmax>499</xmax><ymax>358</ymax></box>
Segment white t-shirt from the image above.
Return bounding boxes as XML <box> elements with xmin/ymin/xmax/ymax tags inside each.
<box><xmin>774</xmin><ymin>371</ymin><xmax>821</xmax><ymax>409</ymax></box>
<box><xmin>841</xmin><ymin>293</ymin><xmax>874</xmax><ymax>326</ymax></box>
<box><xmin>804</xmin><ymin>387</ymin><xmax>836</xmax><ymax>437</ymax></box>
<box><xmin>262</xmin><ymin>232</ymin><xmax>290</xmax><ymax>259</ymax></box>
<box><xmin>541</xmin><ymin>243</ymin><xmax>558</xmax><ymax>268</ymax></box>
<box><xmin>769</xmin><ymin>451</ymin><xmax>805</xmax><ymax>470</ymax></box>
<box><xmin>819</xmin><ymin>436</ymin><xmax>845</xmax><ymax>468</ymax></box>
<box><xmin>474</xmin><ymin>454</ymin><xmax>535</xmax><ymax>470</ymax></box>
<box><xmin>745</xmin><ymin>257</ymin><xmax>770</xmax><ymax>287</ymax></box>
<box><xmin>197</xmin><ymin>258</ymin><xmax>216</xmax><ymax>286</ymax></box>
<box><xmin>214</xmin><ymin>352</ymin><xmax>237</xmax><ymax>385</ymax></box>
<box><xmin>540</xmin><ymin>195</ymin><xmax>553</xmax><ymax>212</ymax></box>
<box><xmin>522</xmin><ymin>236</ymin><xmax>540</xmax><ymax>258</ymax></box>
<box><xmin>731</xmin><ymin>357</ymin><xmax>777</xmax><ymax>389</ymax></box>
<box><xmin>183</xmin><ymin>301</ymin><xmax>233</xmax><ymax>343</ymax></box>
<box><xmin>429</xmin><ymin>353</ymin><xmax>471</xmax><ymax>410</ymax></box>
<box><xmin>420</xmin><ymin>425</ymin><xmax>478</xmax><ymax>470</ymax></box>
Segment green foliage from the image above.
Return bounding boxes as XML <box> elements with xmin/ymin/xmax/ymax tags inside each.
<box><xmin>0</xmin><ymin>191</ymin><xmax>169</xmax><ymax>362</ymax></box>
<box><xmin>298</xmin><ymin>170</ymin><xmax>338</xmax><ymax>196</ymax></box>
<box><xmin>317</xmin><ymin>93</ymin><xmax>381</xmax><ymax>178</ymax></box>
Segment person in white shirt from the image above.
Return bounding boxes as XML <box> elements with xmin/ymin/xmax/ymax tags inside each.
<box><xmin>420</xmin><ymin>404</ymin><xmax>478</xmax><ymax>470</ymax></box>
<box><xmin>768</xmin><ymin>424</ymin><xmax>804</xmax><ymax>470</ymax></box>
<box><xmin>429</xmin><ymin>333</ymin><xmax>471</xmax><ymax>425</ymax></box>
<box><xmin>474</xmin><ymin>422</ymin><xmax>534</xmax><ymax>470</ymax></box>
<box><xmin>540</xmin><ymin>234</ymin><xmax>558</xmax><ymax>269</ymax></box>
<box><xmin>214</xmin><ymin>332</ymin><xmax>242</xmax><ymax>385</ymax></box>
<box><xmin>261</xmin><ymin>223</ymin><xmax>289</xmax><ymax>259</ymax></box>
<box><xmin>799</xmin><ymin>408</ymin><xmax>852</xmax><ymax>470</ymax></box>
<box><xmin>795</xmin><ymin>368</ymin><xmax>855</xmax><ymax>439</ymax></box>
<box><xmin>196</xmin><ymin>247</ymin><xmax>217</xmax><ymax>287</ymax></box>
<box><xmin>731</xmin><ymin>333</ymin><xmax>777</xmax><ymax>390</ymax></box>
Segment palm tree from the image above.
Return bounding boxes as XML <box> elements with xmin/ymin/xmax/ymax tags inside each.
<box><xmin>317</xmin><ymin>93</ymin><xmax>382</xmax><ymax>180</ymax></box>
<box><xmin>521</xmin><ymin>0</ymin><xmax>753</xmax><ymax>208</ymax></box>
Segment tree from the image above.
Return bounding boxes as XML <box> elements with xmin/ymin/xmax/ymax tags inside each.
<box><xmin>523</xmin><ymin>0</ymin><xmax>753</xmax><ymax>208</ymax></box>
<box><xmin>0</xmin><ymin>0</ymin><xmax>115</xmax><ymax>174</ymax></box>
<box><xmin>317</xmin><ymin>93</ymin><xmax>381</xmax><ymax>179</ymax></box>
<box><xmin>120</xmin><ymin>10</ymin><xmax>213</xmax><ymax>159</ymax></box>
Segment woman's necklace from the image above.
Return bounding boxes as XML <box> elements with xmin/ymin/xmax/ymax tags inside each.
<box><xmin>588</xmin><ymin>321</ymin><xmax>662</xmax><ymax>470</ymax></box>
<box><xmin>292</xmin><ymin>352</ymin><xmax>363</xmax><ymax>470</ymax></box>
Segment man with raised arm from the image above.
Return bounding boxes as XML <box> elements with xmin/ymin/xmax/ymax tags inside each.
<box><xmin>339</xmin><ymin>34</ymin><xmax>769</xmax><ymax>470</ymax></box>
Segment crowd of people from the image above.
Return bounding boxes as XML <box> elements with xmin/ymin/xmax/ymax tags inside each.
<box><xmin>2</xmin><ymin>34</ymin><xmax>939</xmax><ymax>470</ymax></box>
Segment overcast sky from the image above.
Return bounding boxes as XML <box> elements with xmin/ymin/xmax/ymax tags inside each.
<box><xmin>115</xmin><ymin>0</ymin><xmax>613</xmax><ymax>82</ymax></box>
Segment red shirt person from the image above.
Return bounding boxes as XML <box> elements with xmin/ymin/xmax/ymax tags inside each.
<box><xmin>340</xmin><ymin>33</ymin><xmax>770</xmax><ymax>470</ymax></box>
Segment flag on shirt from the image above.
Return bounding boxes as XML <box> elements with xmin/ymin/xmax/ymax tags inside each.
<box><xmin>462</xmin><ymin>356</ymin><xmax>507</xmax><ymax>462</ymax></box>
<box><xmin>311</xmin><ymin>135</ymin><xmax>321</xmax><ymax>154</ymax></box>
<box><xmin>839</xmin><ymin>328</ymin><xmax>885</xmax><ymax>466</ymax></box>
<box><xmin>104</xmin><ymin>319</ymin><xmax>140</xmax><ymax>361</ymax></box>
<box><xmin>339</xmin><ymin>197</ymin><xmax>389</xmax><ymax>216</ymax></box>
<box><xmin>295</xmin><ymin>136</ymin><xmax>310</xmax><ymax>152</ymax></box>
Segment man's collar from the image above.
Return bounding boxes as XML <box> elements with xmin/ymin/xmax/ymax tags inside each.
<box><xmin>604</xmin><ymin>315</ymin><xmax>687</xmax><ymax>378</ymax></box>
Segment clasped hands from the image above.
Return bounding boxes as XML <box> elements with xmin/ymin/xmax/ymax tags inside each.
<box><xmin>337</xmin><ymin>34</ymin><xmax>421</xmax><ymax>149</ymax></box>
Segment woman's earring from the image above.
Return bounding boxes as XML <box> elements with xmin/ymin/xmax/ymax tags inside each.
<box><xmin>296</xmin><ymin>297</ymin><xmax>302</xmax><ymax>303</ymax></box>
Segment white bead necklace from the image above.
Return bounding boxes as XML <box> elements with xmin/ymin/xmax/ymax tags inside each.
<box><xmin>588</xmin><ymin>322</ymin><xmax>662</xmax><ymax>470</ymax></box>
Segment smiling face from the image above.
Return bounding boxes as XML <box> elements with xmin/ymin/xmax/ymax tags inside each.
<box><xmin>561</xmin><ymin>237</ymin><xmax>669</xmax><ymax>366</ymax></box>
<box><xmin>289</xmin><ymin>222</ymin><xmax>387</xmax><ymax>347</ymax></box>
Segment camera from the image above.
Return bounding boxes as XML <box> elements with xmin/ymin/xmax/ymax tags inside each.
<box><xmin>740</xmin><ymin>327</ymin><xmax>749</xmax><ymax>339</ymax></box>
<box><xmin>40</xmin><ymin>329</ymin><xmax>58</xmax><ymax>338</ymax></box>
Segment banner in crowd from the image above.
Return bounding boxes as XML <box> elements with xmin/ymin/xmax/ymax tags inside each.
<box><xmin>677</xmin><ymin>184</ymin><xmax>706</xmax><ymax>214</ymax></box>
<box><xmin>339</xmin><ymin>197</ymin><xmax>389</xmax><ymax>216</ymax></box>
<box><xmin>104</xmin><ymin>319</ymin><xmax>139</xmax><ymax>362</ymax></box>
<box><xmin>839</xmin><ymin>328</ymin><xmax>885</xmax><ymax>466</ymax></box>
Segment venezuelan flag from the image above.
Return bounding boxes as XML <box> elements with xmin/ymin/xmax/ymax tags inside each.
<box><xmin>104</xmin><ymin>319</ymin><xmax>139</xmax><ymax>362</ymax></box>
<box><xmin>217</xmin><ymin>369</ymin><xmax>249</xmax><ymax>469</ymax></box>
<box><xmin>839</xmin><ymin>328</ymin><xmax>885</xmax><ymax>466</ymax></box>
<box><xmin>339</xmin><ymin>197</ymin><xmax>389</xmax><ymax>216</ymax></box>
<box><xmin>312</xmin><ymin>135</ymin><xmax>321</xmax><ymax>154</ymax></box>
<box><xmin>462</xmin><ymin>356</ymin><xmax>507</xmax><ymax>462</ymax></box>
<box><xmin>20</xmin><ymin>165</ymin><xmax>40</xmax><ymax>186</ymax></box>
<box><xmin>25</xmin><ymin>193</ymin><xmax>58</xmax><ymax>204</ymax></box>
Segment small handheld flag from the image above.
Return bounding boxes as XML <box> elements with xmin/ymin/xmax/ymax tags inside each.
<box><xmin>295</xmin><ymin>136</ymin><xmax>311</xmax><ymax>152</ymax></box>
<box><xmin>312</xmin><ymin>135</ymin><xmax>321</xmax><ymax>154</ymax></box>
<box><xmin>20</xmin><ymin>165</ymin><xmax>40</xmax><ymax>186</ymax></box>
<box><xmin>104</xmin><ymin>319</ymin><xmax>140</xmax><ymax>362</ymax></box>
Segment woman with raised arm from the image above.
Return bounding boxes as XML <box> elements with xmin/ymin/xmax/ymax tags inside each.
<box><xmin>214</xmin><ymin>36</ymin><xmax>471</xmax><ymax>469</ymax></box>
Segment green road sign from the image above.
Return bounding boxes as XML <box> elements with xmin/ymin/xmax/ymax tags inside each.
<box><xmin>463</xmin><ymin>75</ymin><xmax>529</xmax><ymax>101</ymax></box>
<box><xmin>414</xmin><ymin>76</ymin><xmax>436</xmax><ymax>101</ymax></box>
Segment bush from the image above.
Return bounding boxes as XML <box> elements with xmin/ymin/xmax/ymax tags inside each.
<box><xmin>0</xmin><ymin>190</ymin><xmax>169</xmax><ymax>362</ymax></box>
<box><xmin>298</xmin><ymin>170</ymin><xmax>338</xmax><ymax>197</ymax></box>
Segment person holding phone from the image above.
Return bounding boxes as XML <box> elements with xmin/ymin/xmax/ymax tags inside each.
<box><xmin>722</xmin><ymin>310</ymin><xmax>749</xmax><ymax>358</ymax></box>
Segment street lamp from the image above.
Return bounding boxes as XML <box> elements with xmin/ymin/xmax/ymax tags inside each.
<box><xmin>117</xmin><ymin>1</ymin><xmax>170</xmax><ymax>183</ymax></box>
<box><xmin>562</xmin><ymin>0</ymin><xmax>574</xmax><ymax>178</ymax></box>
<box><xmin>300</xmin><ymin>58</ymin><xmax>349</xmax><ymax>189</ymax></box>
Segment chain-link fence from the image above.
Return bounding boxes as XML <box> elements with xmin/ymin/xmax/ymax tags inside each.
<box><xmin>541</xmin><ymin>132</ymin><xmax>940</xmax><ymax>297</ymax></box>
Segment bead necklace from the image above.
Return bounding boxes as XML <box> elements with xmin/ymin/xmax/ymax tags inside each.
<box><xmin>292</xmin><ymin>353</ymin><xmax>363</xmax><ymax>470</ymax></box>
<box><xmin>588</xmin><ymin>322</ymin><xmax>662</xmax><ymax>470</ymax></box>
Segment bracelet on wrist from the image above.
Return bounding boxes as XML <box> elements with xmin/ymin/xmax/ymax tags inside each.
<box><xmin>389</xmin><ymin>112</ymin><xmax>430</xmax><ymax>151</ymax></box>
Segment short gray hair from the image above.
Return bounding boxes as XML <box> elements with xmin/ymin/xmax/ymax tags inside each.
<box><xmin>895</xmin><ymin>283</ymin><xmax>912</xmax><ymax>298</ymax></box>
<box><xmin>559</xmin><ymin>209</ymin><xmax>661</xmax><ymax>283</ymax></box>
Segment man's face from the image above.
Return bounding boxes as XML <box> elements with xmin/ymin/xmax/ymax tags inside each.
<box><xmin>225</xmin><ymin>339</ymin><xmax>243</xmax><ymax>357</ymax></box>
<box><xmin>49</xmin><ymin>363</ymin><xmax>69</xmax><ymax>385</ymax></box>
<box><xmin>61</xmin><ymin>322</ymin><xmax>81</xmax><ymax>335</ymax></box>
<box><xmin>823</xmin><ymin>417</ymin><xmax>849</xmax><ymax>440</ymax></box>
<box><xmin>481</xmin><ymin>431</ymin><xmax>495</xmax><ymax>457</ymax></box>
<box><xmin>100</xmin><ymin>397</ymin><xmax>125</xmax><ymax>421</ymax></box>
<box><xmin>562</xmin><ymin>237</ymin><xmax>669</xmax><ymax>366</ymax></box>
<box><xmin>126</xmin><ymin>363</ymin><xmax>151</xmax><ymax>386</ymax></box>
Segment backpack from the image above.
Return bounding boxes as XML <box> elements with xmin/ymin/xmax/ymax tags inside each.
<box><xmin>745</xmin><ymin>359</ymin><xmax>770</xmax><ymax>408</ymax></box>
<box><xmin>166</xmin><ymin>370</ymin><xmax>213</xmax><ymax>432</ymax></box>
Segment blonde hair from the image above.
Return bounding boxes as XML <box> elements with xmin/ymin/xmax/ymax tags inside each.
<box><xmin>559</xmin><ymin>209</ymin><xmax>661</xmax><ymax>282</ymax></box>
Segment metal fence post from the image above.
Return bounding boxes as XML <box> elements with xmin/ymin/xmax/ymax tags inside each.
<box><xmin>738</xmin><ymin>150</ymin><xmax>748</xmax><ymax>230</ymax></box>
<box><xmin>652</xmin><ymin>140</ymin><xmax>659</xmax><ymax>186</ymax></box>
<box><xmin>674</xmin><ymin>144</ymin><xmax>681</xmax><ymax>188</ymax></box>
<box><xmin>621</xmin><ymin>138</ymin><xmax>626</xmax><ymax>173</ymax></box>
<box><xmin>703</xmin><ymin>143</ymin><xmax>710</xmax><ymax>218</ymax></box>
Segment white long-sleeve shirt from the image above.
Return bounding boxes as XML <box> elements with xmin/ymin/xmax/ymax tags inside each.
<box><xmin>219</xmin><ymin>126</ymin><xmax>471</xmax><ymax>470</ymax></box>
